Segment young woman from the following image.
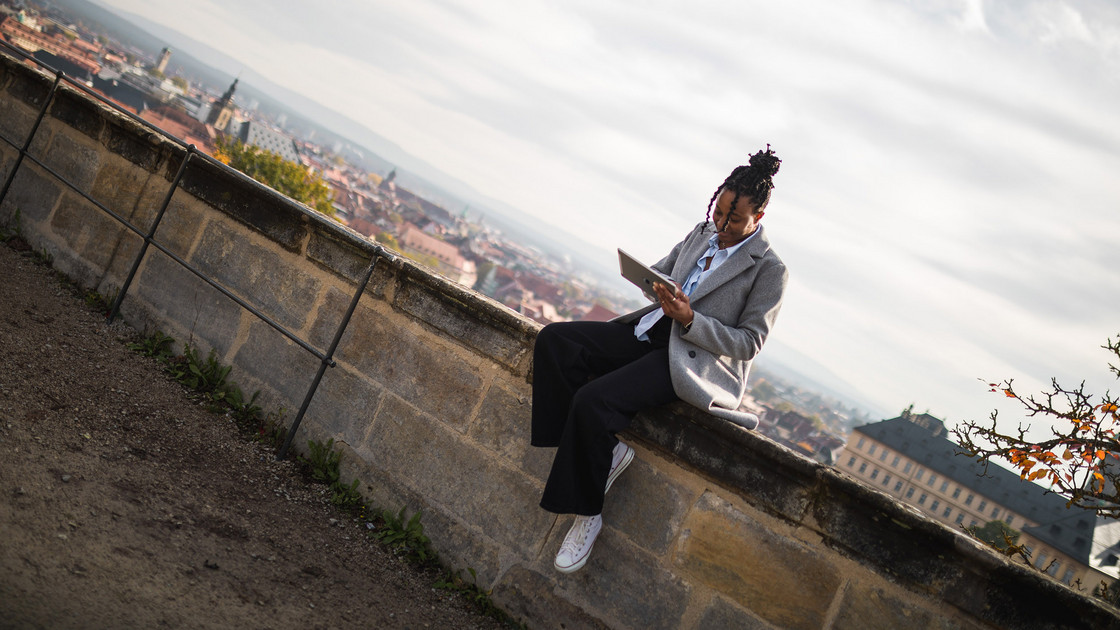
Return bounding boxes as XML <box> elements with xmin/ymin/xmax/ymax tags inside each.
<box><xmin>530</xmin><ymin>146</ymin><xmax>788</xmax><ymax>573</ymax></box>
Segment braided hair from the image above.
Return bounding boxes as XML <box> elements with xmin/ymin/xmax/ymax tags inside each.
<box><xmin>703</xmin><ymin>144</ymin><xmax>782</xmax><ymax>232</ymax></box>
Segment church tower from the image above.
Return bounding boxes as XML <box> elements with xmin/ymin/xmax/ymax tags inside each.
<box><xmin>156</xmin><ymin>47</ymin><xmax>171</xmax><ymax>73</ymax></box>
<box><xmin>206</xmin><ymin>78</ymin><xmax>238</xmax><ymax>131</ymax></box>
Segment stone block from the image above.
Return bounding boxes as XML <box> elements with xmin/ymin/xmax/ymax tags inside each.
<box><xmin>191</xmin><ymin>220</ymin><xmax>321</xmax><ymax>331</ymax></box>
<box><xmin>39</xmin><ymin>130</ymin><xmax>101</xmax><ymax>194</ymax></box>
<box><xmin>0</xmin><ymin>92</ymin><xmax>34</xmax><ymax>145</ymax></box>
<box><xmin>810</xmin><ymin>467</ymin><xmax>969</xmax><ymax>590</ymax></box>
<box><xmin>303</xmin><ymin>364</ymin><xmax>384</xmax><ymax>446</ymax></box>
<box><xmin>129</xmin><ymin>250</ymin><xmax>243</xmax><ymax>353</ymax></box>
<box><xmin>50</xmin><ymin>87</ymin><xmax>105</xmax><ymax>141</ymax></box>
<box><xmin>394</xmin><ymin>264</ymin><xmax>535</xmax><ymax>369</ymax></box>
<box><xmin>696</xmin><ymin>595</ymin><xmax>774</xmax><ymax>630</ymax></box>
<box><xmin>832</xmin><ymin>583</ymin><xmax>939</xmax><ymax>630</ymax></box>
<box><xmin>306</xmin><ymin>226</ymin><xmax>379</xmax><ymax>284</ymax></box>
<box><xmin>179</xmin><ymin>158</ymin><xmax>308</xmax><ymax>251</ymax></box>
<box><xmin>363</xmin><ymin>394</ymin><xmax>553</xmax><ymax>552</ymax></box>
<box><xmin>312</xmin><ymin>287</ymin><xmax>487</xmax><ymax>427</ymax></box>
<box><xmin>148</xmin><ymin>196</ymin><xmax>209</xmax><ymax>261</ymax></box>
<box><xmin>490</xmin><ymin>565</ymin><xmax>610</xmax><ymax>630</ymax></box>
<box><xmin>603</xmin><ymin>456</ymin><xmax>692</xmax><ymax>556</ymax></box>
<box><xmin>6</xmin><ymin>61</ymin><xmax>53</xmax><ymax>110</ymax></box>
<box><xmin>231</xmin><ymin>319</ymin><xmax>323</xmax><ymax>413</ymax></box>
<box><xmin>629</xmin><ymin>403</ymin><xmax>818</xmax><ymax>522</ymax></box>
<box><xmin>675</xmin><ymin>491</ymin><xmax>841</xmax><ymax>630</ymax></box>
<box><xmin>1</xmin><ymin>164</ymin><xmax>61</xmax><ymax>225</ymax></box>
<box><xmin>466</xmin><ymin>382</ymin><xmax>548</xmax><ymax>479</ymax></box>
<box><xmin>50</xmin><ymin>191</ymin><xmax>130</xmax><ymax>274</ymax></box>
<box><xmin>549</xmin><ymin>528</ymin><xmax>690</xmax><ymax>630</ymax></box>
<box><xmin>89</xmin><ymin>155</ymin><xmax>157</xmax><ymax>225</ymax></box>
<box><xmin>105</xmin><ymin>117</ymin><xmax>167</xmax><ymax>171</ymax></box>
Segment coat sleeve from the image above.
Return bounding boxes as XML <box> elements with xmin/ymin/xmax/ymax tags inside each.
<box><xmin>683</xmin><ymin>256</ymin><xmax>788</xmax><ymax>362</ymax></box>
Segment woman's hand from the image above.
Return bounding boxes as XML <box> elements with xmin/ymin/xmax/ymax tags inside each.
<box><xmin>653</xmin><ymin>282</ymin><xmax>694</xmax><ymax>327</ymax></box>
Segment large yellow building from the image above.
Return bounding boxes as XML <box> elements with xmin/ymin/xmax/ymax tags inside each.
<box><xmin>837</xmin><ymin>410</ymin><xmax>1116</xmax><ymax>591</ymax></box>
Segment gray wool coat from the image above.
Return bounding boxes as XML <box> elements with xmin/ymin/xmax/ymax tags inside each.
<box><xmin>614</xmin><ymin>222</ymin><xmax>788</xmax><ymax>429</ymax></box>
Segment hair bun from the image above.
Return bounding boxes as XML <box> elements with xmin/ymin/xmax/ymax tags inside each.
<box><xmin>748</xmin><ymin>144</ymin><xmax>781</xmax><ymax>179</ymax></box>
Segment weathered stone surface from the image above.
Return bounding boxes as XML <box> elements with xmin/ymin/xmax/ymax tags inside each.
<box><xmin>466</xmin><ymin>381</ymin><xmax>548</xmax><ymax>479</ymax></box>
<box><xmin>191</xmin><ymin>220</ymin><xmax>321</xmax><ymax>331</ymax></box>
<box><xmin>89</xmin><ymin>155</ymin><xmax>158</xmax><ymax>225</ymax></box>
<box><xmin>676</xmin><ymin>491</ymin><xmax>841</xmax><ymax>630</ymax></box>
<box><xmin>231</xmin><ymin>318</ymin><xmax>323</xmax><ymax>412</ymax></box>
<box><xmin>105</xmin><ymin>117</ymin><xmax>167</xmax><ymax>171</ymax></box>
<box><xmin>312</xmin><ymin>287</ymin><xmax>487</xmax><ymax>427</ymax></box>
<box><xmin>491</xmin><ymin>565</ymin><xmax>611</xmax><ymax>630</ymax></box>
<box><xmin>130</xmin><ymin>250</ymin><xmax>243</xmax><ymax>353</ymax></box>
<box><xmin>696</xmin><ymin>595</ymin><xmax>775</xmax><ymax>630</ymax></box>
<box><xmin>362</xmin><ymin>393</ymin><xmax>552</xmax><ymax>552</ymax></box>
<box><xmin>304</xmin><ymin>363</ymin><xmax>384</xmax><ymax>445</ymax></box>
<box><xmin>394</xmin><ymin>264</ymin><xmax>535</xmax><ymax>369</ymax></box>
<box><xmin>306</xmin><ymin>226</ymin><xmax>379</xmax><ymax>283</ymax></box>
<box><xmin>1</xmin><ymin>164</ymin><xmax>61</xmax><ymax>224</ymax></box>
<box><xmin>179</xmin><ymin>158</ymin><xmax>307</xmax><ymax>251</ymax></box>
<box><xmin>6</xmin><ymin>60</ymin><xmax>53</xmax><ymax>109</ymax></box>
<box><xmin>40</xmin><ymin>131</ymin><xmax>101</xmax><ymax>194</ymax></box>
<box><xmin>550</xmin><ymin>528</ymin><xmax>691</xmax><ymax>630</ymax></box>
<box><xmin>811</xmin><ymin>466</ymin><xmax>968</xmax><ymax>589</ymax></box>
<box><xmin>629</xmin><ymin>403</ymin><xmax>818</xmax><ymax>522</ymax></box>
<box><xmin>832</xmin><ymin>583</ymin><xmax>940</xmax><ymax>630</ymax></box>
<box><xmin>603</xmin><ymin>455</ymin><xmax>692</xmax><ymax>556</ymax></box>
<box><xmin>50</xmin><ymin>192</ymin><xmax>129</xmax><ymax>273</ymax></box>
<box><xmin>0</xmin><ymin>92</ymin><xmax>34</xmax><ymax>145</ymax></box>
<box><xmin>50</xmin><ymin>87</ymin><xmax>105</xmax><ymax>141</ymax></box>
<box><xmin>148</xmin><ymin>197</ymin><xmax>210</xmax><ymax>260</ymax></box>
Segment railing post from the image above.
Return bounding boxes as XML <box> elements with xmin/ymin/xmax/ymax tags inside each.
<box><xmin>0</xmin><ymin>70</ymin><xmax>63</xmax><ymax>208</ymax></box>
<box><xmin>108</xmin><ymin>145</ymin><xmax>195</xmax><ymax>323</ymax></box>
<box><xmin>277</xmin><ymin>253</ymin><xmax>380</xmax><ymax>460</ymax></box>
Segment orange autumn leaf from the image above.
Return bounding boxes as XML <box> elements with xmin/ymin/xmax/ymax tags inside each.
<box><xmin>1003</xmin><ymin>389</ymin><xmax>1016</xmax><ymax>398</ymax></box>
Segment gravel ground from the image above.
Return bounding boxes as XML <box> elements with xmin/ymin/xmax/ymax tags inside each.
<box><xmin>0</xmin><ymin>239</ymin><xmax>513</xmax><ymax>630</ymax></box>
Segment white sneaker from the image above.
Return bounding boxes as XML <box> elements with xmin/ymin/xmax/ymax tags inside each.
<box><xmin>604</xmin><ymin>441</ymin><xmax>635</xmax><ymax>494</ymax></box>
<box><xmin>553</xmin><ymin>514</ymin><xmax>603</xmax><ymax>573</ymax></box>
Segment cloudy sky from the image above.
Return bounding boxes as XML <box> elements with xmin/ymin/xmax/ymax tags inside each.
<box><xmin>91</xmin><ymin>0</ymin><xmax>1120</xmax><ymax>430</ymax></box>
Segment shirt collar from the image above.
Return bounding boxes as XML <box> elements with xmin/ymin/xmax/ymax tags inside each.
<box><xmin>705</xmin><ymin>227</ymin><xmax>757</xmax><ymax>258</ymax></box>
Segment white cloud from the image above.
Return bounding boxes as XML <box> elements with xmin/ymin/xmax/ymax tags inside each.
<box><xmin>93</xmin><ymin>0</ymin><xmax>1120</xmax><ymax>427</ymax></box>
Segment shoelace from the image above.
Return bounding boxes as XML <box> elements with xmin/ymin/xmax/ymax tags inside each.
<box><xmin>559</xmin><ymin>517</ymin><xmax>594</xmax><ymax>554</ymax></box>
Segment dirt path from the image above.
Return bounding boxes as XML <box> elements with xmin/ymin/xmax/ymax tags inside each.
<box><xmin>0</xmin><ymin>241</ymin><xmax>511</xmax><ymax>630</ymax></box>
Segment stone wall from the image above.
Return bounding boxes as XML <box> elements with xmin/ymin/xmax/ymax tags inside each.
<box><xmin>2</xmin><ymin>51</ymin><xmax>1118</xmax><ymax>629</ymax></box>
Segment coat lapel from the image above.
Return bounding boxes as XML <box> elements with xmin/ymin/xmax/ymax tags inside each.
<box><xmin>687</xmin><ymin>225</ymin><xmax>771</xmax><ymax>304</ymax></box>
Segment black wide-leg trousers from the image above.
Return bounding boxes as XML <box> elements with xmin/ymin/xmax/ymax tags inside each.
<box><xmin>531</xmin><ymin>319</ymin><xmax>679</xmax><ymax>516</ymax></box>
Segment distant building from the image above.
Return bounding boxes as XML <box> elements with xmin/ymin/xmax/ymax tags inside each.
<box><xmin>837</xmin><ymin>411</ymin><xmax>1113</xmax><ymax>589</ymax></box>
<box><xmin>233</xmin><ymin>120</ymin><xmax>299</xmax><ymax>163</ymax></box>
<box><xmin>155</xmin><ymin>47</ymin><xmax>171</xmax><ymax>73</ymax></box>
<box><xmin>206</xmin><ymin>77</ymin><xmax>237</xmax><ymax>131</ymax></box>
<box><xmin>399</xmin><ymin>225</ymin><xmax>475</xmax><ymax>286</ymax></box>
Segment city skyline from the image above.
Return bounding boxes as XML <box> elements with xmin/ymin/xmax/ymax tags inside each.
<box><xmin>77</xmin><ymin>0</ymin><xmax>1120</xmax><ymax>432</ymax></box>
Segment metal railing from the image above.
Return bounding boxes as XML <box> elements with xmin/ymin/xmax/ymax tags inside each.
<box><xmin>0</xmin><ymin>41</ymin><xmax>386</xmax><ymax>459</ymax></box>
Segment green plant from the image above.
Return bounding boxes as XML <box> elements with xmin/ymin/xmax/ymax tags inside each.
<box><xmin>434</xmin><ymin>567</ymin><xmax>522</xmax><ymax>625</ymax></box>
<box><xmin>127</xmin><ymin>331</ymin><xmax>176</xmax><ymax>361</ymax></box>
<box><xmin>168</xmin><ymin>345</ymin><xmax>232</xmax><ymax>395</ymax></box>
<box><xmin>302</xmin><ymin>438</ymin><xmax>343</xmax><ymax>485</ymax></box>
<box><xmin>0</xmin><ymin>209</ymin><xmax>22</xmax><ymax>241</ymax></box>
<box><xmin>299</xmin><ymin>438</ymin><xmax>364</xmax><ymax>509</ymax></box>
<box><xmin>376</xmin><ymin>506</ymin><xmax>434</xmax><ymax>563</ymax></box>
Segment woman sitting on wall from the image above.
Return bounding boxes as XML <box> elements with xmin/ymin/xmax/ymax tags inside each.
<box><xmin>530</xmin><ymin>146</ymin><xmax>789</xmax><ymax>573</ymax></box>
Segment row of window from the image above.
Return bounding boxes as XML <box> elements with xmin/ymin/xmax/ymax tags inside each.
<box><xmin>846</xmin><ymin>446</ymin><xmax>1014</xmax><ymax>527</ymax></box>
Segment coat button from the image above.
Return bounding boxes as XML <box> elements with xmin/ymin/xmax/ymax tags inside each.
<box><xmin>688</xmin><ymin>351</ymin><xmax>696</xmax><ymax>358</ymax></box>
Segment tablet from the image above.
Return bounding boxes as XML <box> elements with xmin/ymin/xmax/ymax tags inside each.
<box><xmin>618</xmin><ymin>248</ymin><xmax>675</xmax><ymax>301</ymax></box>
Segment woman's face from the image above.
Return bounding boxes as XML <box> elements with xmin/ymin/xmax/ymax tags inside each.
<box><xmin>711</xmin><ymin>189</ymin><xmax>763</xmax><ymax>248</ymax></box>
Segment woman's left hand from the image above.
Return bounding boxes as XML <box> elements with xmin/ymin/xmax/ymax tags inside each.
<box><xmin>653</xmin><ymin>282</ymin><xmax>693</xmax><ymax>326</ymax></box>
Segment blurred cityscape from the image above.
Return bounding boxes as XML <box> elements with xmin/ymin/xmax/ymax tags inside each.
<box><xmin>2</xmin><ymin>0</ymin><xmax>870</xmax><ymax>457</ymax></box>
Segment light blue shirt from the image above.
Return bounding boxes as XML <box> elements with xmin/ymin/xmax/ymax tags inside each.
<box><xmin>633</xmin><ymin>230</ymin><xmax>756</xmax><ymax>341</ymax></box>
